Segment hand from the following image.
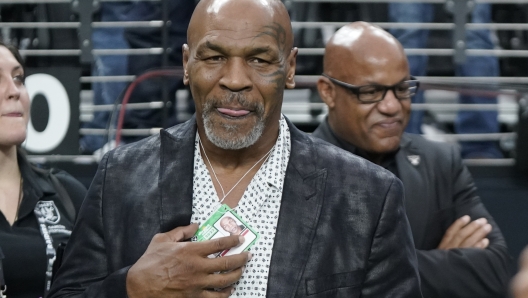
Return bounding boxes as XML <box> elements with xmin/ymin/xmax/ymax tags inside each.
<box><xmin>512</xmin><ymin>247</ymin><xmax>528</xmax><ymax>298</ymax></box>
<box><xmin>437</xmin><ymin>215</ymin><xmax>492</xmax><ymax>250</ymax></box>
<box><xmin>126</xmin><ymin>223</ymin><xmax>250</xmax><ymax>298</ymax></box>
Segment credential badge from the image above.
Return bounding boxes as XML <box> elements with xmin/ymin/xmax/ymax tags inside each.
<box><xmin>34</xmin><ymin>201</ymin><xmax>61</xmax><ymax>224</ymax></box>
<box><xmin>407</xmin><ymin>155</ymin><xmax>421</xmax><ymax>166</ymax></box>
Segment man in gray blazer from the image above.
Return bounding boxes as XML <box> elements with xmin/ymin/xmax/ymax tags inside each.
<box><xmin>48</xmin><ymin>2</ymin><xmax>421</xmax><ymax>298</ymax></box>
<box><xmin>312</xmin><ymin>21</ymin><xmax>511</xmax><ymax>297</ymax></box>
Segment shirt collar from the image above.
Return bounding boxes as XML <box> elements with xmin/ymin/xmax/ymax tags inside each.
<box><xmin>262</xmin><ymin>114</ymin><xmax>289</xmax><ymax>189</ymax></box>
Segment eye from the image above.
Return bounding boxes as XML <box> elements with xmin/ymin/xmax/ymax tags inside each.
<box><xmin>249</xmin><ymin>57</ymin><xmax>268</xmax><ymax>64</ymax></box>
<box><xmin>396</xmin><ymin>84</ymin><xmax>410</xmax><ymax>93</ymax></box>
<box><xmin>206</xmin><ymin>56</ymin><xmax>225</xmax><ymax>62</ymax></box>
<box><xmin>360</xmin><ymin>86</ymin><xmax>381</xmax><ymax>95</ymax></box>
<box><xmin>13</xmin><ymin>75</ymin><xmax>25</xmax><ymax>85</ymax></box>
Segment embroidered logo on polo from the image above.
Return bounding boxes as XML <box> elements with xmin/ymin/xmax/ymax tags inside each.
<box><xmin>35</xmin><ymin>201</ymin><xmax>61</xmax><ymax>224</ymax></box>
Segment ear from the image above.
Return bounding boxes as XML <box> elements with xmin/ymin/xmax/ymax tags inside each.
<box><xmin>317</xmin><ymin>76</ymin><xmax>336</xmax><ymax>109</ymax></box>
<box><xmin>182</xmin><ymin>44</ymin><xmax>190</xmax><ymax>85</ymax></box>
<box><xmin>285</xmin><ymin>47</ymin><xmax>298</xmax><ymax>89</ymax></box>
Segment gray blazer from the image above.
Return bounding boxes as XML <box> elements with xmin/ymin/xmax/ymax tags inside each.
<box><xmin>48</xmin><ymin>116</ymin><xmax>422</xmax><ymax>298</ymax></box>
<box><xmin>313</xmin><ymin>120</ymin><xmax>512</xmax><ymax>298</ymax></box>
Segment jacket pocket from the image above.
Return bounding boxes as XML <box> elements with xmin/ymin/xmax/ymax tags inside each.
<box><xmin>305</xmin><ymin>270</ymin><xmax>364</xmax><ymax>296</ymax></box>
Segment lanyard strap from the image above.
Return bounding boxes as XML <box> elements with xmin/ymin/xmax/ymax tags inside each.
<box><xmin>34</xmin><ymin>209</ymin><xmax>56</xmax><ymax>296</ymax></box>
<box><xmin>0</xmin><ymin>255</ymin><xmax>5</xmax><ymax>297</ymax></box>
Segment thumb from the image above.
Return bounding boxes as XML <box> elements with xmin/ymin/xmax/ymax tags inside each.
<box><xmin>163</xmin><ymin>223</ymin><xmax>199</xmax><ymax>242</ymax></box>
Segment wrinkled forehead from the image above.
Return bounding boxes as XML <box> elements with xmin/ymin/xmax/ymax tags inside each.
<box><xmin>188</xmin><ymin>0</ymin><xmax>291</xmax><ymax>52</ymax></box>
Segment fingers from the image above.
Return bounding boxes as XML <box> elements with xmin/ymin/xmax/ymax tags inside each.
<box><xmin>474</xmin><ymin>238</ymin><xmax>489</xmax><ymax>249</ymax></box>
<box><xmin>438</xmin><ymin>216</ymin><xmax>493</xmax><ymax>250</ymax></box>
<box><xmin>438</xmin><ymin>215</ymin><xmax>471</xmax><ymax>249</ymax></box>
<box><xmin>201</xmin><ymin>287</ymin><xmax>235</xmax><ymax>298</ymax></box>
<box><xmin>459</xmin><ymin>219</ymin><xmax>492</xmax><ymax>248</ymax></box>
<box><xmin>161</xmin><ymin>223</ymin><xmax>200</xmax><ymax>242</ymax></box>
<box><xmin>154</xmin><ymin>226</ymin><xmax>244</xmax><ymax>255</ymax></box>
<box><xmin>195</xmin><ymin>235</ymin><xmax>246</xmax><ymax>256</ymax></box>
<box><xmin>203</xmin><ymin>252</ymin><xmax>251</xmax><ymax>273</ymax></box>
<box><xmin>199</xmin><ymin>255</ymin><xmax>251</xmax><ymax>296</ymax></box>
<box><xmin>203</xmin><ymin>266</ymin><xmax>245</xmax><ymax>289</ymax></box>
<box><xmin>149</xmin><ymin>231</ymin><xmax>249</xmax><ymax>274</ymax></box>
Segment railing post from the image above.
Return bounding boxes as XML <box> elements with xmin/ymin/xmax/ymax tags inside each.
<box><xmin>161</xmin><ymin>0</ymin><xmax>169</xmax><ymax>128</ymax></box>
<box><xmin>517</xmin><ymin>95</ymin><xmax>528</xmax><ymax>173</ymax></box>
<box><xmin>445</xmin><ymin>0</ymin><xmax>475</xmax><ymax>64</ymax></box>
<box><xmin>72</xmin><ymin>0</ymin><xmax>99</xmax><ymax>64</ymax></box>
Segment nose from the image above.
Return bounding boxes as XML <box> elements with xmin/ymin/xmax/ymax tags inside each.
<box><xmin>376</xmin><ymin>89</ymin><xmax>401</xmax><ymax>115</ymax></box>
<box><xmin>219</xmin><ymin>58</ymin><xmax>253</xmax><ymax>92</ymax></box>
<box><xmin>4</xmin><ymin>77</ymin><xmax>21</xmax><ymax>101</ymax></box>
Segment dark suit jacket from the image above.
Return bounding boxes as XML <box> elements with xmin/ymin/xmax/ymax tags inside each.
<box><xmin>313</xmin><ymin>119</ymin><xmax>512</xmax><ymax>298</ymax></box>
<box><xmin>48</xmin><ymin>117</ymin><xmax>422</xmax><ymax>298</ymax></box>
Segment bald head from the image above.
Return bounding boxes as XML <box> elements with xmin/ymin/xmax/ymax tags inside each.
<box><xmin>187</xmin><ymin>0</ymin><xmax>293</xmax><ymax>55</ymax></box>
<box><xmin>324</xmin><ymin>22</ymin><xmax>408</xmax><ymax>79</ymax></box>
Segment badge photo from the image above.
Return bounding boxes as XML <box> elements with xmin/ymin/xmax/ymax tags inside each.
<box><xmin>193</xmin><ymin>204</ymin><xmax>259</xmax><ymax>257</ymax></box>
<box><xmin>214</xmin><ymin>213</ymin><xmax>258</xmax><ymax>257</ymax></box>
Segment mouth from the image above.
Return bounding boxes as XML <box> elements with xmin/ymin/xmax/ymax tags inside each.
<box><xmin>2</xmin><ymin>112</ymin><xmax>23</xmax><ymax>117</ymax></box>
<box><xmin>374</xmin><ymin>118</ymin><xmax>403</xmax><ymax>132</ymax></box>
<box><xmin>216</xmin><ymin>107</ymin><xmax>251</xmax><ymax>118</ymax></box>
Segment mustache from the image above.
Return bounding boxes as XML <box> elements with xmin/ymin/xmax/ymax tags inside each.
<box><xmin>204</xmin><ymin>93</ymin><xmax>264</xmax><ymax>114</ymax></box>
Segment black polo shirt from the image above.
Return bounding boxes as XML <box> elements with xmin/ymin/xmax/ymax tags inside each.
<box><xmin>0</xmin><ymin>153</ymin><xmax>86</xmax><ymax>298</ymax></box>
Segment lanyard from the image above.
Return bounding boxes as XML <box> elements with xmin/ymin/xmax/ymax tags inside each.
<box><xmin>34</xmin><ymin>208</ymin><xmax>56</xmax><ymax>296</ymax></box>
<box><xmin>0</xmin><ymin>249</ymin><xmax>5</xmax><ymax>298</ymax></box>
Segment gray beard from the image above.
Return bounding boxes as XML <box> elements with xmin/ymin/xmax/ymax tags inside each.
<box><xmin>202</xmin><ymin>94</ymin><xmax>265</xmax><ymax>150</ymax></box>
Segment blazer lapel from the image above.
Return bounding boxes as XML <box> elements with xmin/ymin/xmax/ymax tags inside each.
<box><xmin>267</xmin><ymin>122</ymin><xmax>327</xmax><ymax>297</ymax></box>
<box><xmin>159</xmin><ymin>117</ymin><xmax>197</xmax><ymax>232</ymax></box>
<box><xmin>396</xmin><ymin>134</ymin><xmax>430</xmax><ymax>247</ymax></box>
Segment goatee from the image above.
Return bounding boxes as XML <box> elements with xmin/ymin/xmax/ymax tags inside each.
<box><xmin>202</xmin><ymin>93</ymin><xmax>265</xmax><ymax>150</ymax></box>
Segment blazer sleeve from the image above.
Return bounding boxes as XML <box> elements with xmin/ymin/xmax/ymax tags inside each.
<box><xmin>361</xmin><ymin>176</ymin><xmax>423</xmax><ymax>298</ymax></box>
<box><xmin>416</xmin><ymin>146</ymin><xmax>512</xmax><ymax>298</ymax></box>
<box><xmin>47</xmin><ymin>153</ymin><xmax>131</xmax><ymax>298</ymax></box>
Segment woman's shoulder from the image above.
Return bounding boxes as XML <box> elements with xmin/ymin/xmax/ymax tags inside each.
<box><xmin>48</xmin><ymin>169</ymin><xmax>88</xmax><ymax>212</ymax></box>
<box><xmin>27</xmin><ymin>164</ymin><xmax>88</xmax><ymax>214</ymax></box>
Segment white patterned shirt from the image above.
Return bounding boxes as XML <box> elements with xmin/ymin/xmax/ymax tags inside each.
<box><xmin>191</xmin><ymin>115</ymin><xmax>291</xmax><ymax>297</ymax></box>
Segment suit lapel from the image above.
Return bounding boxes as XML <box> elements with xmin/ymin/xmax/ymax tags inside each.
<box><xmin>396</xmin><ymin>134</ymin><xmax>430</xmax><ymax>247</ymax></box>
<box><xmin>158</xmin><ymin>118</ymin><xmax>326</xmax><ymax>295</ymax></box>
<box><xmin>267</xmin><ymin>122</ymin><xmax>327</xmax><ymax>297</ymax></box>
<box><xmin>159</xmin><ymin>118</ymin><xmax>197</xmax><ymax>232</ymax></box>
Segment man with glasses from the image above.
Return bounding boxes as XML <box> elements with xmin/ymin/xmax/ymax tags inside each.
<box><xmin>313</xmin><ymin>22</ymin><xmax>511</xmax><ymax>298</ymax></box>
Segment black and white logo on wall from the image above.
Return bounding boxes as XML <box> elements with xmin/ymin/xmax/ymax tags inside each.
<box><xmin>23</xmin><ymin>68</ymin><xmax>80</xmax><ymax>155</ymax></box>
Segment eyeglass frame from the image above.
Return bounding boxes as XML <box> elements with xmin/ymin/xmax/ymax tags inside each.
<box><xmin>321</xmin><ymin>73</ymin><xmax>420</xmax><ymax>104</ymax></box>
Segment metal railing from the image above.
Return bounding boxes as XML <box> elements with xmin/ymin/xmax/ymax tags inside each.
<box><xmin>1</xmin><ymin>0</ymin><xmax>525</xmax><ymax>166</ymax></box>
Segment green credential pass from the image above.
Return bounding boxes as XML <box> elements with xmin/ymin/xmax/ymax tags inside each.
<box><xmin>193</xmin><ymin>204</ymin><xmax>260</xmax><ymax>258</ymax></box>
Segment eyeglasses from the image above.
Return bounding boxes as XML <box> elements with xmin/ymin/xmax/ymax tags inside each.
<box><xmin>322</xmin><ymin>73</ymin><xmax>420</xmax><ymax>103</ymax></box>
